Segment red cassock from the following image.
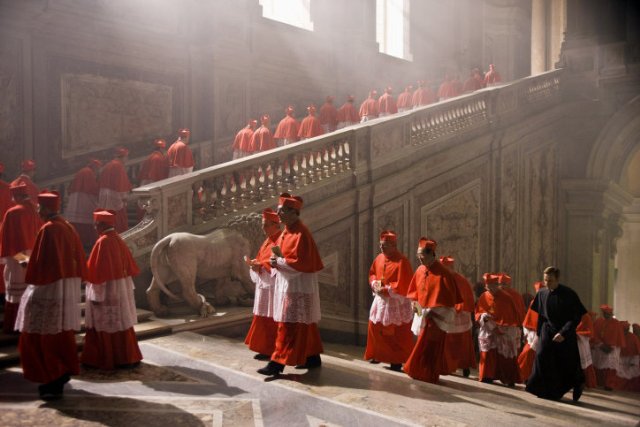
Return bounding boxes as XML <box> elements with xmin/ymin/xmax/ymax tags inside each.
<box><xmin>443</xmin><ymin>272</ymin><xmax>477</xmax><ymax>373</ymax></box>
<box><xmin>0</xmin><ymin>202</ymin><xmax>42</xmax><ymax>333</ymax></box>
<box><xmin>576</xmin><ymin>313</ymin><xmax>597</xmax><ymax>388</ymax></box>
<box><xmin>298</xmin><ymin>115</ymin><xmax>323</xmax><ymax>140</ymax></box>
<box><xmin>233</xmin><ymin>127</ymin><xmax>255</xmax><ymax>154</ymax></box>
<box><xmin>517</xmin><ymin>301</ymin><xmax>538</xmax><ymax>383</ymax></box>
<box><xmin>81</xmin><ymin>230</ymin><xmax>142</xmax><ymax>370</ymax></box>
<box><xmin>273</xmin><ymin>116</ymin><xmax>300</xmax><ymax>142</ymax></box>
<box><xmin>336</xmin><ymin>102</ymin><xmax>360</xmax><ymax>125</ymax></box>
<box><xmin>138</xmin><ymin>150</ymin><xmax>169</xmax><ymax>184</ymax></box>
<box><xmin>412</xmin><ymin>86</ymin><xmax>436</xmax><ymax>107</ymax></box>
<box><xmin>66</xmin><ymin>166</ymin><xmax>100</xmax><ymax>248</ymax></box>
<box><xmin>463</xmin><ymin>75</ymin><xmax>484</xmax><ymax>92</ymax></box>
<box><xmin>438</xmin><ymin>80</ymin><xmax>460</xmax><ymax>100</ymax></box>
<box><xmin>271</xmin><ymin>220</ymin><xmax>324</xmax><ymax>366</ymax></box>
<box><xmin>403</xmin><ymin>261</ymin><xmax>460</xmax><ymax>383</ymax></box>
<box><xmin>19</xmin><ymin>217</ymin><xmax>86</xmax><ymax>384</ymax></box>
<box><xmin>364</xmin><ymin>252</ymin><xmax>415</xmax><ymax>365</ymax></box>
<box><xmin>359</xmin><ymin>97</ymin><xmax>378</xmax><ymax>119</ymax></box>
<box><xmin>593</xmin><ymin>317</ymin><xmax>626</xmax><ymax>389</ymax></box>
<box><xmin>0</xmin><ymin>179</ymin><xmax>10</xmax><ymax>294</ymax></box>
<box><xmin>244</xmin><ymin>232</ymin><xmax>281</xmax><ymax>356</ymax></box>
<box><xmin>167</xmin><ymin>140</ymin><xmax>195</xmax><ymax>169</ymax></box>
<box><xmin>11</xmin><ymin>175</ymin><xmax>39</xmax><ymax>206</ymax></box>
<box><xmin>99</xmin><ymin>160</ymin><xmax>132</xmax><ymax>233</ymax></box>
<box><xmin>502</xmin><ymin>286</ymin><xmax>526</xmax><ymax>325</ymax></box>
<box><xmin>618</xmin><ymin>333</ymin><xmax>640</xmax><ymax>391</ymax></box>
<box><xmin>250</xmin><ymin>126</ymin><xmax>276</xmax><ymax>152</ymax></box>
<box><xmin>475</xmin><ymin>289</ymin><xmax>521</xmax><ymax>384</ymax></box>
<box><xmin>396</xmin><ymin>90</ymin><xmax>413</xmax><ymax>111</ymax></box>
<box><xmin>319</xmin><ymin>102</ymin><xmax>338</xmax><ymax>132</ymax></box>
<box><xmin>378</xmin><ymin>93</ymin><xmax>398</xmax><ymax>115</ymax></box>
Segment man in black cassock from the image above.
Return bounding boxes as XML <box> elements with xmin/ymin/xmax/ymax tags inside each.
<box><xmin>525</xmin><ymin>266</ymin><xmax>587</xmax><ymax>402</ymax></box>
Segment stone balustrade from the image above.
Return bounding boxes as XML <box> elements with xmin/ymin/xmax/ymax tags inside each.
<box><xmin>123</xmin><ymin>69</ymin><xmax>563</xmax><ymax>259</ymax></box>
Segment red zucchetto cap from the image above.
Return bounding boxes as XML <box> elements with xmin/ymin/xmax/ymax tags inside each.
<box><xmin>88</xmin><ymin>159</ymin><xmax>102</xmax><ymax>168</ymax></box>
<box><xmin>37</xmin><ymin>190</ymin><xmax>61</xmax><ymax>212</ymax></box>
<box><xmin>533</xmin><ymin>281</ymin><xmax>546</xmax><ymax>292</ymax></box>
<box><xmin>498</xmin><ymin>273</ymin><xmax>512</xmax><ymax>285</ymax></box>
<box><xmin>262</xmin><ymin>208</ymin><xmax>280</xmax><ymax>224</ymax></box>
<box><xmin>417</xmin><ymin>237</ymin><xmax>437</xmax><ymax>251</ymax></box>
<box><xmin>9</xmin><ymin>182</ymin><xmax>29</xmax><ymax>197</ymax></box>
<box><xmin>600</xmin><ymin>304</ymin><xmax>613</xmax><ymax>314</ymax></box>
<box><xmin>439</xmin><ymin>256</ymin><xmax>454</xmax><ymax>267</ymax></box>
<box><xmin>154</xmin><ymin>138</ymin><xmax>166</xmax><ymax>149</ymax></box>
<box><xmin>22</xmin><ymin>159</ymin><xmax>36</xmax><ymax>172</ymax></box>
<box><xmin>379</xmin><ymin>230</ymin><xmax>397</xmax><ymax>243</ymax></box>
<box><xmin>278</xmin><ymin>192</ymin><xmax>303</xmax><ymax>211</ymax></box>
<box><xmin>483</xmin><ymin>273</ymin><xmax>500</xmax><ymax>285</ymax></box>
<box><xmin>115</xmin><ymin>147</ymin><xmax>129</xmax><ymax>157</ymax></box>
<box><xmin>178</xmin><ymin>128</ymin><xmax>191</xmax><ymax>138</ymax></box>
<box><xmin>93</xmin><ymin>209</ymin><xmax>116</xmax><ymax>226</ymax></box>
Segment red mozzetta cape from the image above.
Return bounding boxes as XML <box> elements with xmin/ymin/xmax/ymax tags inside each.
<box><xmin>621</xmin><ymin>333</ymin><xmax>640</xmax><ymax>357</ymax></box>
<box><xmin>319</xmin><ymin>103</ymin><xmax>338</xmax><ymax>130</ymax></box>
<box><xmin>368</xmin><ymin>251</ymin><xmax>413</xmax><ymax>297</ymax></box>
<box><xmin>100</xmin><ymin>159</ymin><xmax>132</xmax><ymax>192</ymax></box>
<box><xmin>396</xmin><ymin>90</ymin><xmax>413</xmax><ymax>110</ymax></box>
<box><xmin>69</xmin><ymin>166</ymin><xmax>99</xmax><ymax>196</ymax></box>
<box><xmin>254</xmin><ymin>230</ymin><xmax>282</xmax><ymax>272</ymax></box>
<box><xmin>297</xmin><ymin>116</ymin><xmax>323</xmax><ymax>139</ymax></box>
<box><xmin>250</xmin><ymin>126</ymin><xmax>275</xmax><ymax>152</ymax></box>
<box><xmin>278</xmin><ymin>220</ymin><xmax>323</xmax><ymax>273</ymax></box>
<box><xmin>475</xmin><ymin>289</ymin><xmax>520</xmax><ymax>326</ymax></box>
<box><xmin>358</xmin><ymin>97</ymin><xmax>378</xmax><ymax>118</ymax></box>
<box><xmin>86</xmin><ymin>230</ymin><xmax>140</xmax><ymax>283</ymax></box>
<box><xmin>138</xmin><ymin>151</ymin><xmax>169</xmax><ymax>183</ymax></box>
<box><xmin>25</xmin><ymin>216</ymin><xmax>87</xmax><ymax>285</ymax></box>
<box><xmin>167</xmin><ymin>140</ymin><xmax>195</xmax><ymax>168</ymax></box>
<box><xmin>593</xmin><ymin>317</ymin><xmax>625</xmax><ymax>347</ymax></box>
<box><xmin>0</xmin><ymin>180</ymin><xmax>14</xmax><ymax>221</ymax></box>
<box><xmin>502</xmin><ymin>286</ymin><xmax>526</xmax><ymax>324</ymax></box>
<box><xmin>233</xmin><ymin>127</ymin><xmax>255</xmax><ymax>152</ymax></box>
<box><xmin>377</xmin><ymin>93</ymin><xmax>398</xmax><ymax>115</ymax></box>
<box><xmin>452</xmin><ymin>272</ymin><xmax>475</xmax><ymax>313</ymax></box>
<box><xmin>274</xmin><ymin>116</ymin><xmax>300</xmax><ymax>141</ymax></box>
<box><xmin>575</xmin><ymin>312</ymin><xmax>594</xmax><ymax>337</ymax></box>
<box><xmin>522</xmin><ymin>301</ymin><xmax>539</xmax><ymax>330</ymax></box>
<box><xmin>11</xmin><ymin>175</ymin><xmax>39</xmax><ymax>206</ymax></box>
<box><xmin>336</xmin><ymin>102</ymin><xmax>359</xmax><ymax>123</ymax></box>
<box><xmin>406</xmin><ymin>261</ymin><xmax>461</xmax><ymax>309</ymax></box>
<box><xmin>0</xmin><ymin>203</ymin><xmax>42</xmax><ymax>257</ymax></box>
<box><xmin>412</xmin><ymin>87</ymin><xmax>436</xmax><ymax>107</ymax></box>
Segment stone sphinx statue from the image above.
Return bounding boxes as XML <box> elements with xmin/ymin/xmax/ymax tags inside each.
<box><xmin>146</xmin><ymin>213</ymin><xmax>263</xmax><ymax>317</ymax></box>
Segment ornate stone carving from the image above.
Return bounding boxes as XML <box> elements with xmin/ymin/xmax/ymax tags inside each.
<box><xmin>501</xmin><ymin>149</ymin><xmax>518</xmax><ymax>275</ymax></box>
<box><xmin>318</xmin><ymin>230</ymin><xmax>353</xmax><ymax>317</ymax></box>
<box><xmin>167</xmin><ymin>192</ymin><xmax>189</xmax><ymax>230</ymax></box>
<box><xmin>422</xmin><ymin>182</ymin><xmax>481</xmax><ymax>282</ymax></box>
<box><xmin>61</xmin><ymin>73</ymin><xmax>173</xmax><ymax>158</ymax></box>
<box><xmin>0</xmin><ymin>36</ymin><xmax>23</xmax><ymax>177</ymax></box>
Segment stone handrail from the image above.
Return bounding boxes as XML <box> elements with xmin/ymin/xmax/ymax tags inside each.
<box><xmin>123</xmin><ymin>69</ymin><xmax>563</xmax><ymax>257</ymax></box>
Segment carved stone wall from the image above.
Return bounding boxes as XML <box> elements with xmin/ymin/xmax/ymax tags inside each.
<box><xmin>0</xmin><ymin>35</ymin><xmax>25</xmax><ymax>178</ymax></box>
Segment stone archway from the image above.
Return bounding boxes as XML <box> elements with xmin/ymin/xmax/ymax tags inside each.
<box><xmin>587</xmin><ymin>95</ymin><xmax>640</xmax><ymax>324</ymax></box>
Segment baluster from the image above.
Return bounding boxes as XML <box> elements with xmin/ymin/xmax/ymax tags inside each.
<box><xmin>322</xmin><ymin>148</ymin><xmax>330</xmax><ymax>178</ymax></box>
<box><xmin>291</xmin><ymin>155</ymin><xmax>301</xmax><ymax>188</ymax></box>
<box><xmin>229</xmin><ymin>175</ymin><xmax>239</xmax><ymax>212</ymax></box>
<box><xmin>343</xmin><ymin>141</ymin><xmax>351</xmax><ymax>170</ymax></box>
<box><xmin>219</xmin><ymin>178</ymin><xmax>230</xmax><ymax>215</ymax></box>
<box><xmin>329</xmin><ymin>145</ymin><xmax>337</xmax><ymax>175</ymax></box>
<box><xmin>238</xmin><ymin>172</ymin><xmax>249</xmax><ymax>209</ymax></box>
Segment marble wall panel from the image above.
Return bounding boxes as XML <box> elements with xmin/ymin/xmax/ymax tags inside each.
<box><xmin>167</xmin><ymin>193</ymin><xmax>189</xmax><ymax>231</ymax></box>
<box><xmin>371</xmin><ymin>125</ymin><xmax>406</xmax><ymax>161</ymax></box>
<box><xmin>61</xmin><ymin>73</ymin><xmax>174</xmax><ymax>158</ymax></box>
<box><xmin>524</xmin><ymin>143</ymin><xmax>557</xmax><ymax>283</ymax></box>
<box><xmin>214</xmin><ymin>71</ymin><xmax>247</xmax><ymax>141</ymax></box>
<box><xmin>420</xmin><ymin>180</ymin><xmax>482</xmax><ymax>282</ymax></box>
<box><xmin>318</xmin><ymin>226</ymin><xmax>354</xmax><ymax>317</ymax></box>
<box><xmin>500</xmin><ymin>148</ymin><xmax>519</xmax><ymax>278</ymax></box>
<box><xmin>0</xmin><ymin>34</ymin><xmax>24</xmax><ymax>177</ymax></box>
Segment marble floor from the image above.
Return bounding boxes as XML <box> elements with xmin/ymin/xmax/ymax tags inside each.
<box><xmin>0</xmin><ymin>332</ymin><xmax>638</xmax><ymax>426</ymax></box>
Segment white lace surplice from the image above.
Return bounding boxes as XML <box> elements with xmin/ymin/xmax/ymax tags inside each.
<box><xmin>84</xmin><ymin>277</ymin><xmax>138</xmax><ymax>333</ymax></box>
<box><xmin>368</xmin><ymin>286</ymin><xmax>413</xmax><ymax>326</ymax></box>
<box><xmin>577</xmin><ymin>334</ymin><xmax>593</xmax><ymax>369</ymax></box>
<box><xmin>168</xmin><ymin>167</ymin><xmax>193</xmax><ymax>177</ymax></box>
<box><xmin>3</xmin><ymin>256</ymin><xmax>29</xmax><ymax>303</ymax></box>
<box><xmin>250</xmin><ymin>268</ymin><xmax>275</xmax><ymax>318</ymax></box>
<box><xmin>592</xmin><ymin>344</ymin><xmax>621</xmax><ymax>370</ymax></box>
<box><xmin>16</xmin><ymin>278</ymin><xmax>82</xmax><ymax>334</ymax></box>
<box><xmin>64</xmin><ymin>192</ymin><xmax>98</xmax><ymax>224</ymax></box>
<box><xmin>98</xmin><ymin>188</ymin><xmax>127</xmax><ymax>211</ymax></box>
<box><xmin>272</xmin><ymin>258</ymin><xmax>321</xmax><ymax>324</ymax></box>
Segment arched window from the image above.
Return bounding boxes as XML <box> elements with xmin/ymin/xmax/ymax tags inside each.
<box><xmin>259</xmin><ymin>0</ymin><xmax>314</xmax><ymax>31</ymax></box>
<box><xmin>376</xmin><ymin>0</ymin><xmax>412</xmax><ymax>60</ymax></box>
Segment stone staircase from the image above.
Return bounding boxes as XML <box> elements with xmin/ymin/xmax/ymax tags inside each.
<box><xmin>0</xmin><ymin>303</ymin><xmax>253</xmax><ymax>368</ymax></box>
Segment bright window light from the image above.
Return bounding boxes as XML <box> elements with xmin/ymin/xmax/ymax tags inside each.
<box><xmin>376</xmin><ymin>0</ymin><xmax>412</xmax><ymax>61</ymax></box>
<box><xmin>259</xmin><ymin>0</ymin><xmax>314</xmax><ymax>31</ymax></box>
